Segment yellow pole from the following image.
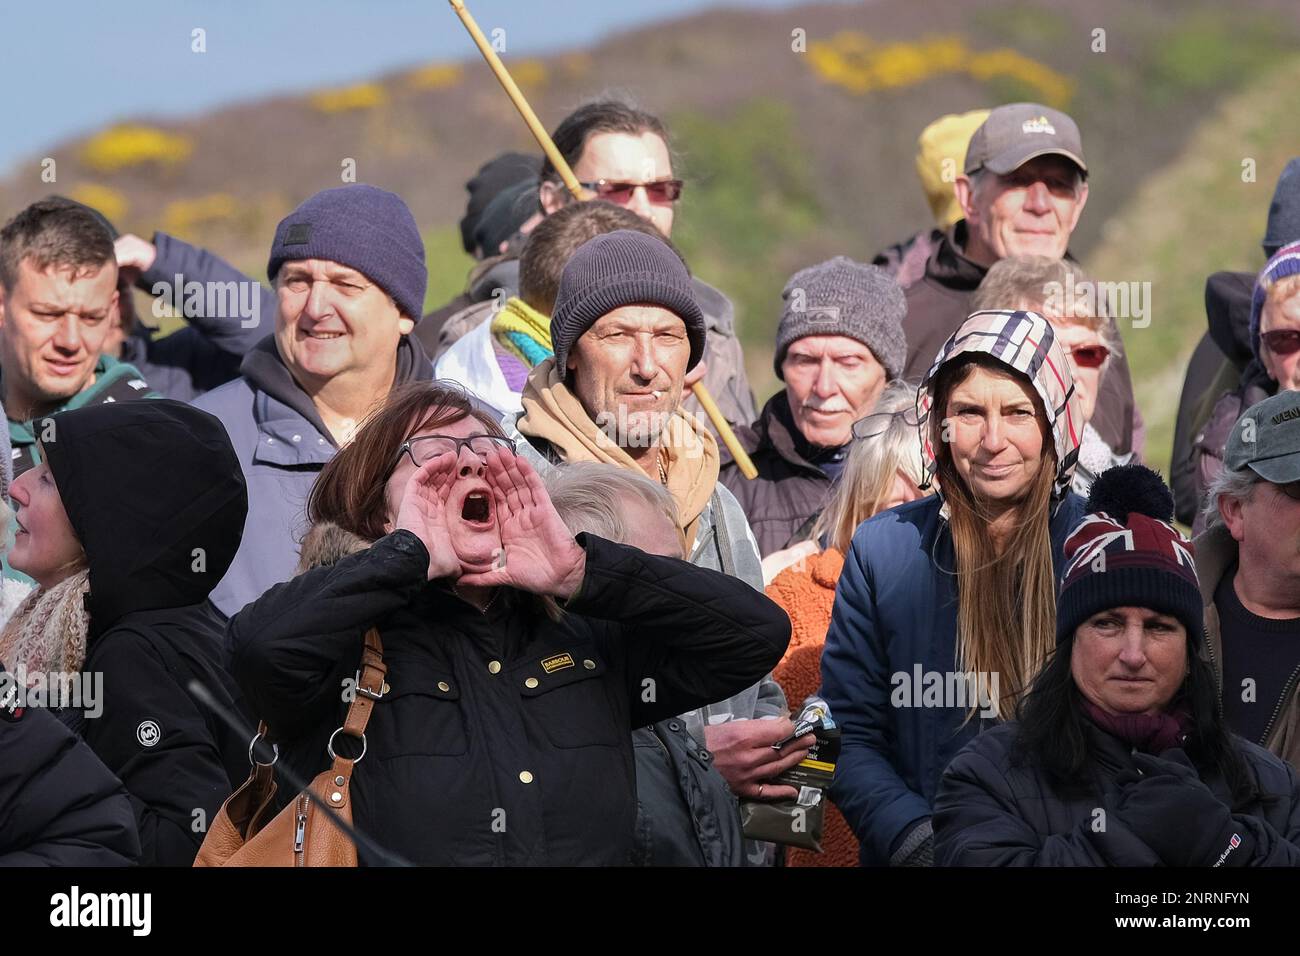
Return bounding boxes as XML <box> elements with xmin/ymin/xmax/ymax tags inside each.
<box><xmin>448</xmin><ymin>0</ymin><xmax>758</xmax><ymax>480</ymax></box>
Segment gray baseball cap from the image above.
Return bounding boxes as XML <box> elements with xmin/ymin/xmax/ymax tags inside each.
<box><xmin>964</xmin><ymin>103</ymin><xmax>1087</xmax><ymax>176</ymax></box>
<box><xmin>1225</xmin><ymin>391</ymin><xmax>1300</xmax><ymax>483</ymax></box>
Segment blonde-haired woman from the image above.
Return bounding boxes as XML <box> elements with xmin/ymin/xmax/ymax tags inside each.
<box><xmin>820</xmin><ymin>310</ymin><xmax>1085</xmax><ymax>866</ymax></box>
<box><xmin>765</xmin><ymin>380</ymin><xmax>929</xmax><ymax>867</ymax></box>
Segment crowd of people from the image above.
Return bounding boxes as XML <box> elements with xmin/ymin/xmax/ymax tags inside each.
<box><xmin>1</xmin><ymin>93</ymin><xmax>1299</xmax><ymax>867</ymax></box>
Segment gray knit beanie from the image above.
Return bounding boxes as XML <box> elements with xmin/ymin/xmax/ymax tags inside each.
<box><xmin>774</xmin><ymin>257</ymin><xmax>907</xmax><ymax>379</ymax></box>
<box><xmin>267</xmin><ymin>184</ymin><xmax>427</xmax><ymax>320</ymax></box>
<box><xmin>550</xmin><ymin>230</ymin><xmax>705</xmax><ymax>379</ymax></box>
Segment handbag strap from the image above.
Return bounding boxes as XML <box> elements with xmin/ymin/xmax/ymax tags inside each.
<box><xmin>340</xmin><ymin>627</ymin><xmax>387</xmax><ymax>740</ymax></box>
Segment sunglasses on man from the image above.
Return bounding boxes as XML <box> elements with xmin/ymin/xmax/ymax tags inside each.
<box><xmin>1262</xmin><ymin>330</ymin><xmax>1300</xmax><ymax>356</ymax></box>
<box><xmin>579</xmin><ymin>178</ymin><xmax>684</xmax><ymax>204</ymax></box>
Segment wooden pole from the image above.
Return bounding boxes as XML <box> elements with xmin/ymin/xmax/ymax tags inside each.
<box><xmin>448</xmin><ymin>0</ymin><xmax>759</xmax><ymax>479</ymax></box>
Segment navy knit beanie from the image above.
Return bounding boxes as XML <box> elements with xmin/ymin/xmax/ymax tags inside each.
<box><xmin>1249</xmin><ymin>240</ymin><xmax>1300</xmax><ymax>367</ymax></box>
<box><xmin>1056</xmin><ymin>465</ymin><xmax>1203</xmax><ymax>645</ymax></box>
<box><xmin>267</xmin><ymin>184</ymin><xmax>427</xmax><ymax>320</ymax></box>
<box><xmin>1264</xmin><ymin>158</ymin><xmax>1300</xmax><ymax>257</ymax></box>
<box><xmin>550</xmin><ymin>230</ymin><xmax>706</xmax><ymax>379</ymax></box>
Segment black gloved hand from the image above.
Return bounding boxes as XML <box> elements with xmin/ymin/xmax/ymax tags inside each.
<box><xmin>1112</xmin><ymin>750</ymin><xmax>1252</xmax><ymax>866</ymax></box>
<box><xmin>889</xmin><ymin>818</ymin><xmax>934</xmax><ymax>867</ymax></box>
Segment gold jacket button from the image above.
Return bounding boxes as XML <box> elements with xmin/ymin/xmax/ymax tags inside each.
<box><xmin>488</xmin><ymin>660</ymin><xmax>502</xmax><ymax>674</ymax></box>
<box><xmin>524</xmin><ymin>677</ymin><xmax>539</xmax><ymax>689</ymax></box>
<box><xmin>583</xmin><ymin>659</ymin><xmax>596</xmax><ymax>670</ymax></box>
<box><xmin>437</xmin><ymin>681</ymin><xmax>450</xmax><ymax>693</ymax></box>
<box><xmin>519</xmin><ymin>770</ymin><xmax>534</xmax><ymax>784</ymax></box>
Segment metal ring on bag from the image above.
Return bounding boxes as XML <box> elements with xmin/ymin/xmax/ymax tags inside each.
<box><xmin>327</xmin><ymin>727</ymin><xmax>367</xmax><ymax>764</ymax></box>
<box><xmin>248</xmin><ymin>730</ymin><xmax>279</xmax><ymax>768</ymax></box>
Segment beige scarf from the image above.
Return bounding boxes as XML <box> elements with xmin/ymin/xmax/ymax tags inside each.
<box><xmin>0</xmin><ymin>570</ymin><xmax>91</xmax><ymax>677</ymax></box>
<box><xmin>517</xmin><ymin>359</ymin><xmax>719</xmax><ymax>545</ymax></box>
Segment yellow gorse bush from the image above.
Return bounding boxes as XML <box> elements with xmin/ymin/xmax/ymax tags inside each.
<box><xmin>160</xmin><ymin>194</ymin><xmax>239</xmax><ymax>239</ymax></box>
<box><xmin>80</xmin><ymin>125</ymin><xmax>193</xmax><ymax>173</ymax></box>
<box><xmin>406</xmin><ymin>63</ymin><xmax>463</xmax><ymax>90</ymax></box>
<box><xmin>560</xmin><ymin>53</ymin><xmax>592</xmax><ymax>79</ymax></box>
<box><xmin>807</xmin><ymin>32</ymin><xmax>1075</xmax><ymax>107</ymax></box>
<box><xmin>67</xmin><ymin>183</ymin><xmax>129</xmax><ymax>223</ymax></box>
<box><xmin>310</xmin><ymin>82</ymin><xmax>388</xmax><ymax>113</ymax></box>
<box><xmin>512</xmin><ymin>59</ymin><xmax>548</xmax><ymax>89</ymax></box>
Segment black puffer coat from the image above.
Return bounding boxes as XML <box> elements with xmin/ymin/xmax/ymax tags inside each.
<box><xmin>934</xmin><ymin>720</ymin><xmax>1300</xmax><ymax>866</ymax></box>
<box><xmin>228</xmin><ymin>530</ymin><xmax>789</xmax><ymax>865</ymax></box>
<box><xmin>0</xmin><ymin>668</ymin><xmax>140</xmax><ymax>866</ymax></box>
<box><xmin>41</xmin><ymin>400</ymin><xmax>251</xmax><ymax>866</ymax></box>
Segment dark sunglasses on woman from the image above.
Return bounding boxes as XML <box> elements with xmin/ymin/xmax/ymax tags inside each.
<box><xmin>1069</xmin><ymin>345</ymin><xmax>1111</xmax><ymax>369</ymax></box>
<box><xmin>1262</xmin><ymin>330</ymin><xmax>1300</xmax><ymax>356</ymax></box>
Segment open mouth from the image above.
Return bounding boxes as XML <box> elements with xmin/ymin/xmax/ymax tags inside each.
<box><xmin>305</xmin><ymin>330</ymin><xmax>345</xmax><ymax>340</ymax></box>
<box><xmin>461</xmin><ymin>491</ymin><xmax>491</xmax><ymax>524</ymax></box>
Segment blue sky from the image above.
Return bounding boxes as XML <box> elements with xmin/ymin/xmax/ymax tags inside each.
<box><xmin>4</xmin><ymin>0</ymin><xmax>827</xmax><ymax>174</ymax></box>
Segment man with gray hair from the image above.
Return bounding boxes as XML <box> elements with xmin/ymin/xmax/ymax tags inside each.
<box><xmin>546</xmin><ymin>461</ymin><xmax>787</xmax><ymax>866</ymax></box>
<box><xmin>1196</xmin><ymin>390</ymin><xmax>1300</xmax><ymax>771</ymax></box>
<box><xmin>901</xmin><ymin>102</ymin><xmax>1140</xmax><ymax>460</ymax></box>
<box><xmin>720</xmin><ymin>257</ymin><xmax>906</xmax><ymax>556</ymax></box>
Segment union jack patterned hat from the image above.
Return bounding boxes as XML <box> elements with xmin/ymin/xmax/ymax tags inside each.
<box><xmin>1056</xmin><ymin>464</ymin><xmax>1202</xmax><ymax>645</ymax></box>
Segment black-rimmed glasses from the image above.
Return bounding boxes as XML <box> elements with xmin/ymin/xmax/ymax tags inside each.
<box><xmin>393</xmin><ymin>434</ymin><xmax>517</xmax><ymax>472</ymax></box>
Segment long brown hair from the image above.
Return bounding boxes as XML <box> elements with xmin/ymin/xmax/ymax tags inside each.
<box><xmin>931</xmin><ymin>355</ymin><xmax>1058</xmax><ymax>718</ymax></box>
<box><xmin>308</xmin><ymin>383</ymin><xmax>505</xmax><ymax>542</ymax></box>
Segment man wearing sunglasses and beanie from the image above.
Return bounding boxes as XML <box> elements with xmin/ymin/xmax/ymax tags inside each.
<box><xmin>972</xmin><ymin>255</ymin><xmax>1132</xmax><ymax>497</ymax></box>
<box><xmin>1197</xmin><ymin>389</ymin><xmax>1300</xmax><ymax>772</ymax></box>
<box><xmin>1192</xmin><ymin>240</ymin><xmax>1300</xmax><ymax>533</ymax></box>
<box><xmin>719</xmin><ymin>257</ymin><xmax>908</xmax><ymax>558</ymax></box>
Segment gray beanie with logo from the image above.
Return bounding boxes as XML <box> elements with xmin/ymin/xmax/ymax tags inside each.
<box><xmin>774</xmin><ymin>257</ymin><xmax>907</xmax><ymax>379</ymax></box>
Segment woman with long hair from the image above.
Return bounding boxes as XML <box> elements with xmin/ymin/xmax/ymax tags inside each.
<box><xmin>764</xmin><ymin>380</ymin><xmax>929</xmax><ymax>867</ymax></box>
<box><xmin>934</xmin><ymin>466</ymin><xmax>1300</xmax><ymax>865</ymax></box>
<box><xmin>820</xmin><ymin>310</ymin><xmax>1085</xmax><ymax>866</ymax></box>
<box><xmin>226</xmin><ymin>382</ymin><xmax>789</xmax><ymax>865</ymax></box>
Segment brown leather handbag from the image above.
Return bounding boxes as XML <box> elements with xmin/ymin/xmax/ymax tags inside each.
<box><xmin>194</xmin><ymin>628</ymin><xmax>388</xmax><ymax>867</ymax></box>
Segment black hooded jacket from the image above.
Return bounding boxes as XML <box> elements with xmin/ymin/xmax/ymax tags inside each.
<box><xmin>1171</xmin><ymin>271</ymin><xmax>1257</xmax><ymax>525</ymax></box>
<box><xmin>40</xmin><ymin>400</ymin><xmax>251</xmax><ymax>865</ymax></box>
